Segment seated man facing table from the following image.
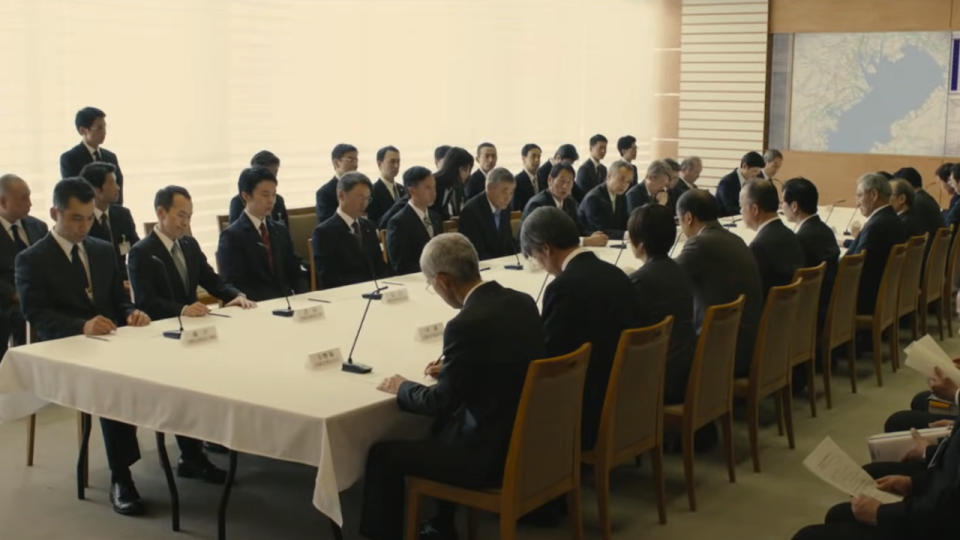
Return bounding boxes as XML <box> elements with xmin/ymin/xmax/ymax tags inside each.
<box><xmin>386</xmin><ymin>166</ymin><xmax>443</xmax><ymax>275</ymax></box>
<box><xmin>128</xmin><ymin>185</ymin><xmax>255</xmax><ymax>483</ymax></box>
<box><xmin>361</xmin><ymin>233</ymin><xmax>546</xmax><ymax>540</ymax></box>
<box><xmin>521</xmin><ymin>163</ymin><xmax>608</xmax><ymax>247</ymax></box>
<box><xmin>228</xmin><ymin>150</ymin><xmax>289</xmax><ymax>228</ymax></box>
<box><xmin>578</xmin><ymin>159</ymin><xmax>633</xmax><ymax>240</ymax></box>
<box><xmin>15</xmin><ymin>178</ymin><xmax>151</xmax><ymax>516</ymax></box>
<box><xmin>457</xmin><ymin>167</ymin><xmax>518</xmax><ymax>260</ymax></box>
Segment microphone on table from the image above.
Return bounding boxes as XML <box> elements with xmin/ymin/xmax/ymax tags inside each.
<box><xmin>342</xmin><ymin>295</ymin><xmax>375</xmax><ymax>374</ymax></box>
<box><xmin>150</xmin><ymin>255</ymin><xmax>184</xmax><ymax>339</ymax></box>
<box><xmin>361</xmin><ymin>237</ymin><xmax>388</xmax><ymax>300</ymax></box>
<box><xmin>843</xmin><ymin>209</ymin><xmax>859</xmax><ymax>236</ymax></box>
<box><xmin>505</xmin><ymin>234</ymin><xmax>524</xmax><ymax>270</ymax></box>
<box><xmin>613</xmin><ymin>240</ymin><xmax>627</xmax><ymax>266</ymax></box>
<box><xmin>272</xmin><ymin>289</ymin><xmax>295</xmax><ymax>317</ymax></box>
<box><xmin>823</xmin><ymin>199</ymin><xmax>846</xmax><ymax>223</ymax></box>
<box><xmin>723</xmin><ymin>217</ymin><xmax>741</xmax><ymax>228</ymax></box>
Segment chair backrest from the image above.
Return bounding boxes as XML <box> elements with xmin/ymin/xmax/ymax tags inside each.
<box><xmin>789</xmin><ymin>263</ymin><xmax>826</xmax><ymax>367</ymax></box>
<box><xmin>750</xmin><ymin>279</ymin><xmax>802</xmax><ymax>394</ymax></box>
<box><xmin>685</xmin><ymin>295</ymin><xmax>745</xmax><ymax>430</ymax></box>
<box><xmin>307</xmin><ymin>237</ymin><xmax>317</xmax><ymax>292</ymax></box>
<box><xmin>824</xmin><ymin>252</ymin><xmax>866</xmax><ymax>349</ymax></box>
<box><xmin>143</xmin><ymin>221</ymin><xmax>157</xmax><ymax>236</ymax></box>
<box><xmin>897</xmin><ymin>234</ymin><xmax>927</xmax><ymax>316</ymax></box>
<box><xmin>875</xmin><ymin>243</ymin><xmax>908</xmax><ymax>328</ymax></box>
<box><xmin>442</xmin><ymin>219</ymin><xmax>459</xmax><ymax>233</ymax></box>
<box><xmin>377</xmin><ymin>229</ymin><xmax>389</xmax><ymax>265</ymax></box>
<box><xmin>502</xmin><ymin>343</ymin><xmax>591</xmax><ymax>514</ymax></box>
<box><xmin>945</xmin><ymin>225</ymin><xmax>960</xmax><ymax>294</ymax></box>
<box><xmin>510</xmin><ymin>210</ymin><xmax>522</xmax><ymax>239</ymax></box>
<box><xmin>217</xmin><ymin>214</ymin><xmax>230</xmax><ymax>232</ymax></box>
<box><xmin>922</xmin><ymin>227</ymin><xmax>951</xmax><ymax>303</ymax></box>
<box><xmin>594</xmin><ymin>316</ymin><xmax>673</xmax><ymax>463</ymax></box>
<box><xmin>287</xmin><ymin>207</ymin><xmax>318</xmax><ymax>261</ymax></box>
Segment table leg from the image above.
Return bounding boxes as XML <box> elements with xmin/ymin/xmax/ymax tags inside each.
<box><xmin>217</xmin><ymin>450</ymin><xmax>238</xmax><ymax>540</ymax></box>
<box><xmin>330</xmin><ymin>518</ymin><xmax>344</xmax><ymax>540</ymax></box>
<box><xmin>155</xmin><ymin>433</ymin><xmax>181</xmax><ymax>532</ymax></box>
<box><xmin>76</xmin><ymin>413</ymin><xmax>91</xmax><ymax>500</ymax></box>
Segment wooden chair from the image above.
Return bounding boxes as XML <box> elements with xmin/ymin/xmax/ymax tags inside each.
<box><xmin>378</xmin><ymin>229</ymin><xmax>389</xmax><ymax>265</ymax></box>
<box><xmin>143</xmin><ymin>221</ymin><xmax>157</xmax><ymax>236</ymax></box>
<box><xmin>734</xmin><ymin>279</ymin><xmax>802</xmax><ymax>473</ymax></box>
<box><xmin>663</xmin><ymin>295</ymin><xmax>745</xmax><ymax>511</ymax></box>
<box><xmin>307</xmin><ymin>238</ymin><xmax>317</xmax><ymax>291</ymax></box>
<box><xmin>788</xmin><ymin>263</ymin><xmax>826</xmax><ymax>417</ymax></box>
<box><xmin>510</xmin><ymin>210</ymin><xmax>522</xmax><ymax>239</ymax></box>
<box><xmin>895</xmin><ymin>235</ymin><xmax>927</xmax><ymax>346</ymax></box>
<box><xmin>216</xmin><ymin>214</ymin><xmax>230</xmax><ymax>232</ymax></box>
<box><xmin>943</xmin><ymin>226</ymin><xmax>960</xmax><ymax>336</ymax></box>
<box><xmin>286</xmin><ymin>206</ymin><xmax>318</xmax><ymax>262</ymax></box>
<box><xmin>919</xmin><ymin>228</ymin><xmax>951</xmax><ymax>339</ymax></box>
<box><xmin>404</xmin><ymin>343</ymin><xmax>591</xmax><ymax>540</ymax></box>
<box><xmin>583</xmin><ymin>317</ymin><xmax>673</xmax><ymax>536</ymax></box>
<box><xmin>820</xmin><ymin>252</ymin><xmax>866</xmax><ymax>404</ymax></box>
<box><xmin>442</xmin><ymin>219</ymin><xmax>459</xmax><ymax>233</ymax></box>
<box><xmin>854</xmin><ymin>243</ymin><xmax>907</xmax><ymax>387</ymax></box>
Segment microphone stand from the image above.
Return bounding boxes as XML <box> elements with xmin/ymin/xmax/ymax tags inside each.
<box><xmin>823</xmin><ymin>199</ymin><xmax>846</xmax><ymax>224</ymax></box>
<box><xmin>535</xmin><ymin>272</ymin><xmax>550</xmax><ymax>304</ymax></box>
<box><xmin>613</xmin><ymin>241</ymin><xmax>627</xmax><ymax>266</ymax></box>
<box><xmin>272</xmin><ymin>291</ymin><xmax>295</xmax><ymax>317</ymax></box>
<box><xmin>342</xmin><ymin>296</ymin><xmax>374</xmax><ymax>374</ymax></box>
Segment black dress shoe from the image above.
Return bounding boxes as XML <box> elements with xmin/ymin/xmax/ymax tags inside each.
<box><xmin>109</xmin><ymin>480</ymin><xmax>145</xmax><ymax>516</ymax></box>
<box><xmin>418</xmin><ymin>519</ymin><xmax>459</xmax><ymax>540</ymax></box>
<box><xmin>177</xmin><ymin>456</ymin><xmax>228</xmax><ymax>484</ymax></box>
<box><xmin>203</xmin><ymin>441</ymin><xmax>229</xmax><ymax>454</ymax></box>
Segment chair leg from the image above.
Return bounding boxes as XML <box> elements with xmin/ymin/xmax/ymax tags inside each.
<box><xmin>682</xmin><ymin>428</ymin><xmax>697</xmax><ymax>511</ymax></box>
<box><xmin>747</xmin><ymin>396</ymin><xmax>761</xmax><ymax>473</ymax></box>
<box><xmin>822</xmin><ymin>343</ymin><xmax>834</xmax><ymax>409</ymax></box>
<box><xmin>499</xmin><ymin>514</ymin><xmax>517</xmax><ymax>540</ymax></box>
<box><xmin>721</xmin><ymin>413</ymin><xmax>736</xmax><ymax>484</ymax></box>
<box><xmin>938</xmin><ymin>298</ymin><xmax>946</xmax><ymax>340</ymax></box>
<box><xmin>945</xmin><ymin>291</ymin><xmax>953</xmax><ymax>337</ymax></box>
<box><xmin>651</xmin><ymin>447</ymin><xmax>667</xmax><ymax>525</ymax></box>
<box><xmin>467</xmin><ymin>508</ymin><xmax>479</xmax><ymax>540</ymax></box>
<box><xmin>889</xmin><ymin>325</ymin><xmax>899</xmax><ymax>372</ymax></box>
<box><xmin>911</xmin><ymin>310</ymin><xmax>918</xmax><ymax>341</ymax></box>
<box><xmin>919</xmin><ymin>301</ymin><xmax>928</xmax><ymax>334</ymax></box>
<box><xmin>872</xmin><ymin>328</ymin><xmax>883</xmax><ymax>387</ymax></box>
<box><xmin>807</xmin><ymin>359</ymin><xmax>817</xmax><ymax>417</ymax></box>
<box><xmin>781</xmin><ymin>389</ymin><xmax>795</xmax><ymax>450</ymax></box>
<box><xmin>594</xmin><ymin>464</ymin><xmax>611</xmax><ymax>540</ymax></box>
<box><xmin>26</xmin><ymin>414</ymin><xmax>36</xmax><ymax>466</ymax></box>
<box><xmin>847</xmin><ymin>339</ymin><xmax>858</xmax><ymax>394</ymax></box>
<box><xmin>775</xmin><ymin>393</ymin><xmax>784</xmax><ymax>437</ymax></box>
<box><xmin>404</xmin><ymin>486</ymin><xmax>421</xmax><ymax>540</ymax></box>
<box><xmin>567</xmin><ymin>488</ymin><xmax>583</xmax><ymax>540</ymax></box>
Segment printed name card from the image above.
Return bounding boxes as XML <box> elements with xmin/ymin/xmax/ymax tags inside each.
<box><xmin>416</xmin><ymin>322</ymin><xmax>444</xmax><ymax>341</ymax></box>
<box><xmin>294</xmin><ymin>305</ymin><xmax>325</xmax><ymax>321</ymax></box>
<box><xmin>307</xmin><ymin>347</ymin><xmax>343</xmax><ymax>368</ymax></box>
<box><xmin>182</xmin><ymin>326</ymin><xmax>218</xmax><ymax>344</ymax></box>
<box><xmin>382</xmin><ymin>287</ymin><xmax>409</xmax><ymax>303</ymax></box>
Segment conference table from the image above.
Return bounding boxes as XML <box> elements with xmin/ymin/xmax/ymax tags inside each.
<box><xmin>0</xmin><ymin>206</ymin><xmax>859</xmax><ymax>537</ymax></box>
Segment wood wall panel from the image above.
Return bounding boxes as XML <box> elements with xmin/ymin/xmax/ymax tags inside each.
<box><xmin>769</xmin><ymin>0</ymin><xmax>959</xmax><ymax>33</ymax></box>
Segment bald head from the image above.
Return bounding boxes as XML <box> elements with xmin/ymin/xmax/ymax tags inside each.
<box><xmin>0</xmin><ymin>174</ymin><xmax>32</xmax><ymax>222</ymax></box>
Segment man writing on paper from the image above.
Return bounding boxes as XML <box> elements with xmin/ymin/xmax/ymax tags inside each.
<box><xmin>361</xmin><ymin>233</ymin><xmax>546</xmax><ymax>540</ymax></box>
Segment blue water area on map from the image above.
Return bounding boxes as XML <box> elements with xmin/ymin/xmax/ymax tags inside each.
<box><xmin>827</xmin><ymin>44</ymin><xmax>943</xmax><ymax>152</ymax></box>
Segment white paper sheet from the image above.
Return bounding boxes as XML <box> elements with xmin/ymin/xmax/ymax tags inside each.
<box><xmin>903</xmin><ymin>335</ymin><xmax>960</xmax><ymax>382</ymax></box>
<box><xmin>803</xmin><ymin>436</ymin><xmax>902</xmax><ymax>504</ymax></box>
<box><xmin>867</xmin><ymin>427</ymin><xmax>952</xmax><ymax>462</ymax></box>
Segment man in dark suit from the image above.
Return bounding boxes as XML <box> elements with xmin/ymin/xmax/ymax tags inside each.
<box><xmin>521</xmin><ymin>206</ymin><xmax>641</xmax><ymax>450</ymax></box>
<box><xmin>218</xmin><ymin>166</ymin><xmax>306</xmax><ymax>301</ymax></box>
<box><xmin>128</xmin><ymin>185</ymin><xmax>254</xmax><ymax>483</ymax></box>
<box><xmin>671</xmin><ymin>156</ymin><xmax>702</xmax><ymax>202</ymax></box>
<box><xmin>626</xmin><ymin>204</ymin><xmax>696</xmax><ymax>404</ymax></box>
<box><xmin>522</xmin><ymin>164</ymin><xmax>609</xmax><ymax>247</ymax></box>
<box><xmin>890</xmin><ymin>179</ymin><xmax>937</xmax><ymax>242</ymax></box>
<box><xmin>59</xmin><ymin>106</ymin><xmax>125</xmax><ymax>204</ymax></box>
<box><xmin>578</xmin><ymin>159</ymin><xmax>632</xmax><ymax>239</ymax></box>
<box><xmin>511</xmin><ymin>143</ymin><xmax>541</xmax><ymax>211</ymax></box>
<box><xmin>458</xmin><ymin>168</ymin><xmax>517</xmax><ymax>260</ymax></box>
<box><xmin>536</xmin><ymin>143</ymin><xmax>579</xmax><ymax>194</ymax></box>
<box><xmin>761</xmin><ymin>149</ymin><xmax>784</xmax><ymax>184</ymax></box>
<box><xmin>740</xmin><ymin>179</ymin><xmax>805</xmax><ymax>295</ymax></box>
<box><xmin>464</xmin><ymin>142</ymin><xmax>497</xmax><ymax>200</ymax></box>
<box><xmin>365</xmin><ymin>146</ymin><xmax>406</xmax><ymax>226</ymax></box>
<box><xmin>0</xmin><ymin>174</ymin><xmax>47</xmax><ymax>361</ymax></box>
<box><xmin>228</xmin><ymin>150</ymin><xmax>289</xmax><ymax>228</ymax></box>
<box><xmin>78</xmin><ymin>162</ymin><xmax>139</xmax><ymax>281</ymax></box>
<box><xmin>386</xmin><ymin>166</ymin><xmax>443</xmax><ymax>275</ymax></box>
<box><xmin>935</xmin><ymin>163</ymin><xmax>958</xmax><ymax>224</ymax></box>
<box><xmin>574</xmin><ymin>134</ymin><xmax>607</xmax><ymax>201</ymax></box>
<box><xmin>625</xmin><ymin>159</ymin><xmax>672</xmax><ymax>214</ymax></box>
<box><xmin>716</xmin><ymin>151</ymin><xmax>765</xmax><ymax>217</ymax></box>
<box><xmin>894</xmin><ymin>167</ymin><xmax>943</xmax><ymax>254</ymax></box>
<box><xmin>312</xmin><ymin>173</ymin><xmax>388</xmax><ymax>289</ymax></box>
<box><xmin>361</xmin><ymin>233</ymin><xmax>546</xmax><ymax>540</ymax></box>
<box><xmin>315</xmin><ymin>143</ymin><xmax>358</xmax><ymax>223</ymax></box>
<box><xmin>675</xmin><ymin>189</ymin><xmax>764</xmax><ymax>377</ymax></box>
<box><xmin>617</xmin><ymin>135</ymin><xmax>639</xmax><ymax>187</ymax></box>
<box><xmin>846</xmin><ymin>173</ymin><xmax>908</xmax><ymax>314</ymax></box>
<box><xmin>15</xmin><ymin>178</ymin><xmax>151</xmax><ymax>515</ymax></box>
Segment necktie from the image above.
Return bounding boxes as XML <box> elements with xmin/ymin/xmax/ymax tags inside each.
<box><xmin>92</xmin><ymin>149</ymin><xmax>101</xmax><ymax>162</ymax></box>
<box><xmin>423</xmin><ymin>216</ymin><xmax>434</xmax><ymax>238</ymax></box>
<box><xmin>99</xmin><ymin>213</ymin><xmax>113</xmax><ymax>242</ymax></box>
<box><xmin>493</xmin><ymin>210</ymin><xmax>501</xmax><ymax>231</ymax></box>
<box><xmin>10</xmin><ymin>224</ymin><xmax>27</xmax><ymax>253</ymax></box>
<box><xmin>351</xmin><ymin>221</ymin><xmax>363</xmax><ymax>245</ymax></box>
<box><xmin>259</xmin><ymin>222</ymin><xmax>275</xmax><ymax>275</ymax></box>
<box><xmin>71</xmin><ymin>244</ymin><xmax>89</xmax><ymax>292</ymax></box>
<box><xmin>170</xmin><ymin>241</ymin><xmax>190</xmax><ymax>294</ymax></box>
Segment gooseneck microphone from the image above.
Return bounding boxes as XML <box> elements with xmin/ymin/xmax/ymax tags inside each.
<box><xmin>823</xmin><ymin>199</ymin><xmax>846</xmax><ymax>223</ymax></box>
<box><xmin>843</xmin><ymin>208</ymin><xmax>859</xmax><ymax>236</ymax></box>
<box><xmin>613</xmin><ymin>241</ymin><xmax>627</xmax><ymax>266</ymax></box>
<box><xmin>535</xmin><ymin>272</ymin><xmax>550</xmax><ymax>304</ymax></box>
<box><xmin>361</xmin><ymin>232</ymin><xmax>388</xmax><ymax>300</ymax></box>
<box><xmin>151</xmin><ymin>255</ymin><xmax>184</xmax><ymax>339</ymax></box>
<box><xmin>272</xmin><ymin>291</ymin><xmax>295</xmax><ymax>317</ymax></box>
<box><xmin>342</xmin><ymin>296</ymin><xmax>374</xmax><ymax>374</ymax></box>
<box><xmin>505</xmin><ymin>238</ymin><xmax>524</xmax><ymax>270</ymax></box>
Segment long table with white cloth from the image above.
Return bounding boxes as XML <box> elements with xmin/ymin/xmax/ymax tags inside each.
<box><xmin>0</xmin><ymin>206</ymin><xmax>857</xmax><ymax>527</ymax></box>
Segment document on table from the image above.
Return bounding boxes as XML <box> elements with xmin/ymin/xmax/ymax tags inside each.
<box><xmin>803</xmin><ymin>436</ymin><xmax>902</xmax><ymax>504</ymax></box>
<box><xmin>903</xmin><ymin>335</ymin><xmax>960</xmax><ymax>382</ymax></box>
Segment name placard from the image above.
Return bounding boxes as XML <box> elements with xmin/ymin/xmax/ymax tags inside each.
<box><xmin>416</xmin><ymin>322</ymin><xmax>444</xmax><ymax>341</ymax></box>
<box><xmin>382</xmin><ymin>287</ymin><xmax>410</xmax><ymax>303</ymax></box>
<box><xmin>294</xmin><ymin>304</ymin><xmax>325</xmax><ymax>321</ymax></box>
<box><xmin>182</xmin><ymin>326</ymin><xmax>218</xmax><ymax>344</ymax></box>
<box><xmin>307</xmin><ymin>347</ymin><xmax>343</xmax><ymax>368</ymax></box>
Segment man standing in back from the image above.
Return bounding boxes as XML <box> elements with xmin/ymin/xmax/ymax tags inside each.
<box><xmin>574</xmin><ymin>134</ymin><xmax>607</xmax><ymax>200</ymax></box>
<box><xmin>315</xmin><ymin>143</ymin><xmax>359</xmax><ymax>222</ymax></box>
<box><xmin>60</xmin><ymin>106</ymin><xmax>125</xmax><ymax>204</ymax></box>
<box><xmin>465</xmin><ymin>142</ymin><xmax>497</xmax><ymax>199</ymax></box>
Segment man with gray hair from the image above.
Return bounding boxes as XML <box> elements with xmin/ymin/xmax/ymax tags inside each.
<box><xmin>846</xmin><ymin>172</ymin><xmax>907</xmax><ymax>314</ymax></box>
<box><xmin>311</xmin><ymin>172</ymin><xmax>387</xmax><ymax>289</ymax></box>
<box><xmin>363</xmin><ymin>232</ymin><xmax>545</xmax><ymax>540</ymax></box>
<box><xmin>457</xmin><ymin>166</ymin><xmax>518</xmax><ymax>260</ymax></box>
<box><xmin>0</xmin><ymin>173</ymin><xmax>47</xmax><ymax>361</ymax></box>
<box><xmin>676</xmin><ymin>156</ymin><xmax>702</xmax><ymax>194</ymax></box>
<box><xmin>761</xmin><ymin>149</ymin><xmax>784</xmax><ymax>181</ymax></box>
<box><xmin>578</xmin><ymin>159</ymin><xmax>633</xmax><ymax>239</ymax></box>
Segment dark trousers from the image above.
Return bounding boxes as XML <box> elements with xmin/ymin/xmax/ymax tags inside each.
<box><xmin>792</xmin><ymin>503</ymin><xmax>900</xmax><ymax>540</ymax></box>
<box><xmin>359</xmin><ymin>439</ymin><xmax>501</xmax><ymax>540</ymax></box>
<box><xmin>176</xmin><ymin>436</ymin><xmax>203</xmax><ymax>462</ymax></box>
<box><xmin>883</xmin><ymin>391</ymin><xmax>942</xmax><ymax>432</ymax></box>
<box><xmin>0</xmin><ymin>308</ymin><xmax>25</xmax><ymax>361</ymax></box>
<box><xmin>862</xmin><ymin>460</ymin><xmax>925</xmax><ymax>479</ymax></box>
<box><xmin>100</xmin><ymin>418</ymin><xmax>140</xmax><ymax>481</ymax></box>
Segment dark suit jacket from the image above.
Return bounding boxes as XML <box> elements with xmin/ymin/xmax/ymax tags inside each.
<box><xmin>59</xmin><ymin>143</ymin><xmax>124</xmax><ymax>204</ymax></box>
<box><xmin>912</xmin><ymin>189</ymin><xmax>945</xmax><ymax>266</ymax></box>
<box><xmin>511</xmin><ymin>170</ymin><xmax>537</xmax><ymax>212</ymax></box>
<box><xmin>15</xmin><ymin>234</ymin><xmax>134</xmax><ymax>341</ymax></box>
<box><xmin>716</xmin><ymin>169</ymin><xmax>742</xmax><ymax>217</ymax></box>
<box><xmin>629</xmin><ymin>256</ymin><xmax>696</xmax><ymax>405</ymax></box>
<box><xmin>128</xmin><ymin>231</ymin><xmax>240</xmax><ymax>320</ymax></box>
<box><xmin>311</xmin><ymin>213</ymin><xmax>387</xmax><ymax>289</ymax></box>
<box><xmin>216</xmin><ymin>212</ymin><xmax>305</xmax><ymax>301</ymax></box>
<box><xmin>671</xmin><ymin>180</ymin><xmax>692</xmax><ymax>206</ymax></box>
<box><xmin>796</xmin><ymin>215</ymin><xmax>840</xmax><ymax>327</ymax></box>
<box><xmin>433</xmin><ymin>175</ymin><xmax>465</xmax><ymax>219</ymax></box>
<box><xmin>457</xmin><ymin>194</ymin><xmax>516</xmax><ymax>261</ymax></box>
<box><xmin>378</xmin><ymin>195</ymin><xmax>409</xmax><ymax>230</ymax></box>
<box><xmin>385</xmin><ymin>203</ymin><xmax>442</xmax><ymax>275</ymax></box>
<box><xmin>845</xmin><ymin>206</ymin><xmax>908</xmax><ymax>314</ymax></box>
<box><xmin>398</xmin><ymin>281</ymin><xmax>545</xmax><ymax>454</ymax></box>
<box><xmin>521</xmin><ymin>190</ymin><xmax>584</xmax><ymax>234</ymax></box>
<box><xmin>365</xmin><ymin>179</ymin><xmax>407</xmax><ymax>227</ymax></box>
<box><xmin>535</xmin><ymin>162</ymin><xmax>552</xmax><ymax>193</ymax></box>
<box><xmin>465</xmin><ymin>169</ymin><xmax>486</xmax><ymax>200</ymax></box>
<box><xmin>314</xmin><ymin>177</ymin><xmax>339</xmax><ymax>223</ymax></box>
<box><xmin>575</xmin><ymin>160</ymin><xmax>606</xmax><ymax>202</ymax></box>
<box><xmin>229</xmin><ymin>193</ymin><xmax>289</xmax><ymax>229</ymax></box>
<box><xmin>943</xmin><ymin>194</ymin><xmax>960</xmax><ymax>225</ymax></box>
<box><xmin>88</xmin><ymin>205</ymin><xmax>140</xmax><ymax>279</ymax></box>
<box><xmin>0</xmin><ymin>216</ymin><xmax>47</xmax><ymax>310</ymax></box>
<box><xmin>749</xmin><ymin>218</ymin><xmax>805</xmax><ymax>295</ymax></box>
<box><xmin>625</xmin><ymin>181</ymin><xmax>673</xmax><ymax>215</ymax></box>
<box><xmin>542</xmin><ymin>251</ymin><xmax>642</xmax><ymax>449</ymax></box>
<box><xmin>578</xmin><ymin>183</ymin><xmax>628</xmax><ymax>239</ymax></box>
<box><xmin>675</xmin><ymin>222</ymin><xmax>763</xmax><ymax>376</ymax></box>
